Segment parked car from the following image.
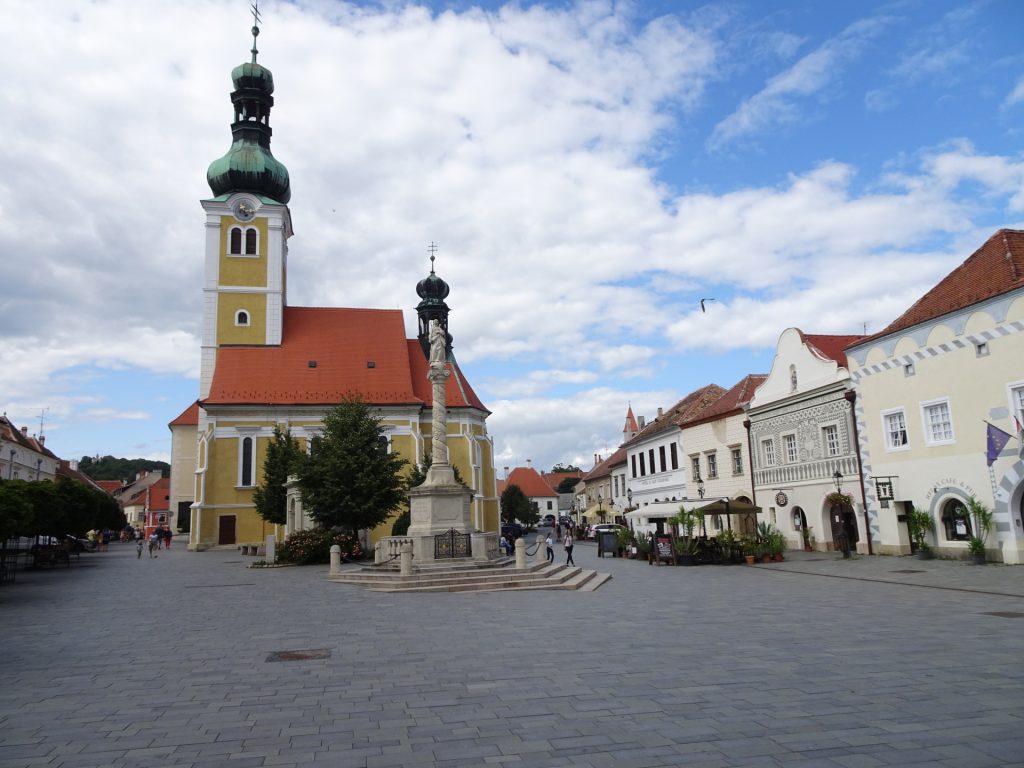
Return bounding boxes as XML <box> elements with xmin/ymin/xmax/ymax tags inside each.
<box><xmin>540</xmin><ymin>514</ymin><xmax>556</xmax><ymax>528</ymax></box>
<box><xmin>67</xmin><ymin>535</ymin><xmax>97</xmax><ymax>552</ymax></box>
<box><xmin>588</xmin><ymin>523</ymin><xmax>627</xmax><ymax>540</ymax></box>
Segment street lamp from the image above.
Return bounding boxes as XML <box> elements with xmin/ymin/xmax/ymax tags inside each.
<box><xmin>833</xmin><ymin>469</ymin><xmax>844</xmax><ymax>492</ymax></box>
<box><xmin>597</xmin><ymin>492</ymin><xmax>604</xmax><ymax>522</ymax></box>
<box><xmin>627</xmin><ymin>488</ymin><xmax>633</xmax><ymax>509</ymax></box>
<box><xmin>696</xmin><ymin>475</ymin><xmax>705</xmax><ymax>500</ymax></box>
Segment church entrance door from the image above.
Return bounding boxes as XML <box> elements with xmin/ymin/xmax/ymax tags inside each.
<box><xmin>218</xmin><ymin>515</ymin><xmax>236</xmax><ymax>546</ymax></box>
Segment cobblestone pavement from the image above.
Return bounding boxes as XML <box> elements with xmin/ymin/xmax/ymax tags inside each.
<box><xmin>2</xmin><ymin>540</ymin><xmax>1023</xmax><ymax>767</ymax></box>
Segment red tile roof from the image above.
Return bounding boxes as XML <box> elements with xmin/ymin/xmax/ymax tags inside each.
<box><xmin>56</xmin><ymin>460</ymin><xmax>106</xmax><ymax>492</ymax></box>
<box><xmin>682</xmin><ymin>374</ymin><xmax>767</xmax><ymax>427</ymax></box>
<box><xmin>854</xmin><ymin>229</ymin><xmax>1024</xmax><ymax>345</ymax></box>
<box><xmin>169</xmin><ymin>401</ymin><xmax>200</xmax><ymax>427</ymax></box>
<box><xmin>542</xmin><ymin>470</ymin><xmax>583</xmax><ymax>490</ymax></box>
<box><xmin>582</xmin><ymin>446</ymin><xmax>627</xmax><ymax>481</ymax></box>
<box><xmin>203</xmin><ymin>307</ymin><xmax>487</xmax><ymax>411</ymax></box>
<box><xmin>96</xmin><ymin>480</ymin><xmax>123</xmax><ymax>494</ymax></box>
<box><xmin>125</xmin><ymin>477</ymin><xmax>170</xmax><ymax>510</ymax></box>
<box><xmin>627</xmin><ymin>384</ymin><xmax>727</xmax><ymax>443</ymax></box>
<box><xmin>801</xmin><ymin>334</ymin><xmax>864</xmax><ymax>367</ymax></box>
<box><xmin>504</xmin><ymin>466</ymin><xmax>558</xmax><ymax>497</ymax></box>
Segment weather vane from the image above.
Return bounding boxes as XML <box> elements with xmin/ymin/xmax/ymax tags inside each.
<box><xmin>250</xmin><ymin>1</ymin><xmax>262</xmax><ymax>63</ymax></box>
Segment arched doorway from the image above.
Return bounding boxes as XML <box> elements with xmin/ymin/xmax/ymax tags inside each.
<box><xmin>827</xmin><ymin>501</ymin><xmax>858</xmax><ymax>553</ymax></box>
<box><xmin>792</xmin><ymin>506</ymin><xmax>810</xmax><ymax>550</ymax></box>
<box><xmin>940</xmin><ymin>498</ymin><xmax>971</xmax><ymax>542</ymax></box>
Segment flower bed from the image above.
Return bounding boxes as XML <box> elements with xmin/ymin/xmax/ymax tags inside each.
<box><xmin>277</xmin><ymin>529</ymin><xmax>363</xmax><ymax>565</ymax></box>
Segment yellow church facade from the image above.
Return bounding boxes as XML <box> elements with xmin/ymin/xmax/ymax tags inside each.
<box><xmin>173</xmin><ymin>27</ymin><xmax>498</xmax><ymax>551</ymax></box>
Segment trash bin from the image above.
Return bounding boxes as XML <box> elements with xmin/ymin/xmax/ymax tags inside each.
<box><xmin>598</xmin><ymin>531</ymin><xmax>618</xmax><ymax>557</ymax></box>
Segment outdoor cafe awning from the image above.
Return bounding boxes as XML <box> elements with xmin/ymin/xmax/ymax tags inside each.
<box><xmin>696</xmin><ymin>499</ymin><xmax>762</xmax><ymax>515</ymax></box>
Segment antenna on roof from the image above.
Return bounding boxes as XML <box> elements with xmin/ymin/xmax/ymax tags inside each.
<box><xmin>250</xmin><ymin>1</ymin><xmax>262</xmax><ymax>63</ymax></box>
<box><xmin>862</xmin><ymin>321</ymin><xmax>867</xmax><ymax>335</ymax></box>
<box><xmin>39</xmin><ymin>407</ymin><xmax>48</xmax><ymax>438</ymax></box>
<box><xmin>428</xmin><ymin>241</ymin><xmax>438</xmax><ymax>273</ymax></box>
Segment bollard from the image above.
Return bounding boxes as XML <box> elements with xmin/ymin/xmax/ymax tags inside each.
<box><xmin>265</xmin><ymin>534</ymin><xmax>276</xmax><ymax>564</ymax></box>
<box><xmin>374</xmin><ymin>540</ymin><xmax>383</xmax><ymax>565</ymax></box>
<box><xmin>329</xmin><ymin>544</ymin><xmax>342</xmax><ymax>575</ymax></box>
<box><xmin>534</xmin><ymin>534</ymin><xmax>546</xmax><ymax>564</ymax></box>
<box><xmin>515</xmin><ymin>538</ymin><xmax>526</xmax><ymax>570</ymax></box>
<box><xmin>400</xmin><ymin>543</ymin><xmax>413</xmax><ymax>576</ymax></box>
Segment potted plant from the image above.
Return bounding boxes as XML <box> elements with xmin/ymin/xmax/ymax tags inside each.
<box><xmin>634</xmin><ymin>532</ymin><xmax>653</xmax><ymax>562</ymax></box>
<box><xmin>718</xmin><ymin>528</ymin><xmax>742</xmax><ymax>564</ymax></box>
<box><xmin>670</xmin><ymin>506</ymin><xmax>703</xmax><ymax>566</ymax></box>
<box><xmin>801</xmin><ymin>525</ymin><xmax>814</xmax><ymax>552</ymax></box>
<box><xmin>755</xmin><ymin>521</ymin><xmax>774</xmax><ymax>562</ymax></box>
<box><xmin>825</xmin><ymin>491</ymin><xmax>853</xmax><ymax>508</ymax></box>
<box><xmin>768</xmin><ymin>529</ymin><xmax>786</xmax><ymax>561</ymax></box>
<box><xmin>740</xmin><ymin>535</ymin><xmax>757</xmax><ymax>565</ymax></box>
<box><xmin>906</xmin><ymin>508</ymin><xmax>935</xmax><ymax>559</ymax></box>
<box><xmin>965</xmin><ymin>497</ymin><xmax>994</xmax><ymax>565</ymax></box>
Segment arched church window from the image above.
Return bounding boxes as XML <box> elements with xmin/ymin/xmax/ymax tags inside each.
<box><xmin>245</xmin><ymin>228</ymin><xmax>258</xmax><ymax>255</ymax></box>
<box><xmin>240</xmin><ymin>437</ymin><xmax>254</xmax><ymax>487</ymax></box>
<box><xmin>229</xmin><ymin>227</ymin><xmax>242</xmax><ymax>254</ymax></box>
<box><xmin>235</xmin><ymin>310</ymin><xmax>250</xmax><ymax>327</ymax></box>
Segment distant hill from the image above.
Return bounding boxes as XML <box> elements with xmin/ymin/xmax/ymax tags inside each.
<box><xmin>78</xmin><ymin>455</ymin><xmax>170</xmax><ymax>482</ymax></box>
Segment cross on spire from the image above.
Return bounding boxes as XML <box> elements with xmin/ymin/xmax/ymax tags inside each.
<box><xmin>428</xmin><ymin>241</ymin><xmax>438</xmax><ymax>272</ymax></box>
<box><xmin>250</xmin><ymin>1</ymin><xmax>262</xmax><ymax>63</ymax></box>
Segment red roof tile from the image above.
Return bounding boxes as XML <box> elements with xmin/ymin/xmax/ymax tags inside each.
<box><xmin>504</xmin><ymin>466</ymin><xmax>558</xmax><ymax>497</ymax></box>
<box><xmin>801</xmin><ymin>334</ymin><xmax>864</xmax><ymax>367</ymax></box>
<box><xmin>856</xmin><ymin>229</ymin><xmax>1024</xmax><ymax>345</ymax></box>
<box><xmin>125</xmin><ymin>477</ymin><xmax>170</xmax><ymax>510</ymax></box>
<box><xmin>169</xmin><ymin>401</ymin><xmax>200</xmax><ymax>427</ymax></box>
<box><xmin>582</xmin><ymin>446</ymin><xmax>627</xmax><ymax>481</ymax></box>
<box><xmin>96</xmin><ymin>480</ymin><xmax>123</xmax><ymax>494</ymax></box>
<box><xmin>682</xmin><ymin>374</ymin><xmax>767</xmax><ymax>427</ymax></box>
<box><xmin>627</xmin><ymin>384</ymin><xmax>727</xmax><ymax>443</ymax></box>
<box><xmin>204</xmin><ymin>307</ymin><xmax>487</xmax><ymax>411</ymax></box>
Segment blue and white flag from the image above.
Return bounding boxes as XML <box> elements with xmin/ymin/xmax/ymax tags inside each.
<box><xmin>986</xmin><ymin>422</ymin><xmax>1012</xmax><ymax>467</ymax></box>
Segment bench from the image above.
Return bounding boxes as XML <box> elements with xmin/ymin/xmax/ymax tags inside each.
<box><xmin>31</xmin><ymin>545</ymin><xmax>71</xmax><ymax>568</ymax></box>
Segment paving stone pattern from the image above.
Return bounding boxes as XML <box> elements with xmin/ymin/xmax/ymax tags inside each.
<box><xmin>2</xmin><ymin>541</ymin><xmax>1023</xmax><ymax>767</ymax></box>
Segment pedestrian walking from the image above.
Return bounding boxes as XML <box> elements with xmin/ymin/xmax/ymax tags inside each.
<box><xmin>148</xmin><ymin>532</ymin><xmax>159</xmax><ymax>558</ymax></box>
<box><xmin>564</xmin><ymin>530</ymin><xmax>575</xmax><ymax>565</ymax></box>
<box><xmin>545</xmin><ymin>533</ymin><xmax>554</xmax><ymax>563</ymax></box>
<box><xmin>163</xmin><ymin>527</ymin><xmax>172</xmax><ymax>550</ymax></box>
<box><xmin>136</xmin><ymin>537</ymin><xmax>144</xmax><ymax>559</ymax></box>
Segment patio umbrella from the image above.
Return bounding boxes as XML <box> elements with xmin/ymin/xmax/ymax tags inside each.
<box><xmin>696</xmin><ymin>498</ymin><xmax>762</xmax><ymax>533</ymax></box>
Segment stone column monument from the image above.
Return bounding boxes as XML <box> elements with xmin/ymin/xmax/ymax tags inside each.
<box><xmin>405</xmin><ymin>320</ymin><xmax>474</xmax><ymax>560</ymax></box>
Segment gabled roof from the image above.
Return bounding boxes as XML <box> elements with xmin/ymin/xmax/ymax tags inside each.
<box><xmin>801</xmin><ymin>334</ymin><xmax>863</xmax><ymax>367</ymax></box>
<box><xmin>125</xmin><ymin>477</ymin><xmax>170</xmax><ymax>510</ymax></box>
<box><xmin>204</xmin><ymin>306</ymin><xmax>487</xmax><ymax>411</ymax></box>
<box><xmin>504</xmin><ymin>466</ymin><xmax>558</xmax><ymax>498</ymax></box>
<box><xmin>582</xmin><ymin>446</ymin><xmax>627</xmax><ymax>481</ymax></box>
<box><xmin>0</xmin><ymin>415</ymin><xmax>58</xmax><ymax>457</ymax></box>
<box><xmin>854</xmin><ymin>229</ymin><xmax>1024</xmax><ymax>346</ymax></box>
<box><xmin>56</xmin><ymin>460</ymin><xmax>106</xmax><ymax>492</ymax></box>
<box><xmin>682</xmin><ymin>374</ymin><xmax>767</xmax><ymax>427</ymax></box>
<box><xmin>169</xmin><ymin>401</ymin><xmax>200</xmax><ymax>427</ymax></box>
<box><xmin>542</xmin><ymin>470</ymin><xmax>583</xmax><ymax>490</ymax></box>
<box><xmin>96</xmin><ymin>480</ymin><xmax>123</xmax><ymax>494</ymax></box>
<box><xmin>627</xmin><ymin>384</ymin><xmax>727</xmax><ymax>444</ymax></box>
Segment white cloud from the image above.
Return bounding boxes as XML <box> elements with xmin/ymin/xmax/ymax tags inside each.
<box><xmin>1004</xmin><ymin>77</ymin><xmax>1024</xmax><ymax>108</ymax></box>
<box><xmin>707</xmin><ymin>16</ymin><xmax>891</xmax><ymax>150</ymax></box>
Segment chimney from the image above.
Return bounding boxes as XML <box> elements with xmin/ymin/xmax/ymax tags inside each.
<box><xmin>657</xmin><ymin>407</ymin><xmax>663</xmax><ymax>417</ymax></box>
<box><xmin>21</xmin><ymin>426</ymin><xmax>28</xmax><ymax>436</ymax></box>
<box><xmin>526</xmin><ymin>458</ymin><xmax>532</xmax><ymax>467</ymax></box>
<box><xmin>638</xmin><ymin>415</ymin><xmax>646</xmax><ymax>428</ymax></box>
<box><xmin>39</xmin><ymin>435</ymin><xmax>45</xmax><ymax>446</ymax></box>
<box><xmin>503</xmin><ymin>466</ymin><xmax>509</xmax><ymax>479</ymax></box>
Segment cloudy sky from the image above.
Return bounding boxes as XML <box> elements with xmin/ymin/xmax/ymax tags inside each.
<box><xmin>1</xmin><ymin>0</ymin><xmax>1023</xmax><ymax>474</ymax></box>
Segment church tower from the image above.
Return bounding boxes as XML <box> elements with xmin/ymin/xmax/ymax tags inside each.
<box><xmin>416</xmin><ymin>250</ymin><xmax>452</xmax><ymax>360</ymax></box>
<box><xmin>199</xmin><ymin>18</ymin><xmax>293</xmax><ymax>399</ymax></box>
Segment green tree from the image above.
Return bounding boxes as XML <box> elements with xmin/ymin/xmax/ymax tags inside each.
<box><xmin>555</xmin><ymin>475</ymin><xmax>579</xmax><ymax>494</ymax></box>
<box><xmin>501</xmin><ymin>483</ymin><xmax>536</xmax><ymax>526</ymax></box>
<box><xmin>0</xmin><ymin>481</ymin><xmax>33</xmax><ymax>541</ymax></box>
<box><xmin>550</xmin><ymin>463</ymin><xmax>581</xmax><ymax>473</ymax></box>
<box><xmin>78</xmin><ymin>455</ymin><xmax>169</xmax><ymax>481</ymax></box>
<box><xmin>253</xmin><ymin>426</ymin><xmax>303</xmax><ymax>526</ymax></box>
<box><xmin>296</xmin><ymin>399</ymin><xmax>408</xmax><ymax>538</ymax></box>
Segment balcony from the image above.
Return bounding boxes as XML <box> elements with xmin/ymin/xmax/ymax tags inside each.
<box><xmin>754</xmin><ymin>455</ymin><xmax>858</xmax><ymax>489</ymax></box>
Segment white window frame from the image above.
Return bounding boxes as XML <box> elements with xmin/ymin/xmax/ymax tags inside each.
<box><xmin>234</xmin><ymin>309</ymin><xmax>251</xmax><ymax>327</ymax></box>
<box><xmin>731</xmin><ymin>446</ymin><xmax>743</xmax><ymax>475</ymax></box>
<box><xmin>822</xmin><ymin>424</ymin><xmax>840</xmax><ymax>457</ymax></box>
<box><xmin>690</xmin><ymin>455</ymin><xmax>701</xmax><ymax>481</ymax></box>
<box><xmin>881</xmin><ymin>408</ymin><xmax>910</xmax><ymax>452</ymax></box>
<box><xmin>705</xmin><ymin>452</ymin><xmax>718</xmax><ymax>479</ymax></box>
<box><xmin>920</xmin><ymin>398</ymin><xmax>955</xmax><ymax>446</ymax></box>
<box><xmin>762</xmin><ymin>438</ymin><xmax>776</xmax><ymax>467</ymax></box>
<box><xmin>782</xmin><ymin>432</ymin><xmax>798</xmax><ymax>464</ymax></box>
<box><xmin>1008</xmin><ymin>381</ymin><xmax>1024</xmax><ymax>427</ymax></box>
<box><xmin>237</xmin><ymin>429</ymin><xmax>258</xmax><ymax>488</ymax></box>
<box><xmin>227</xmin><ymin>225</ymin><xmax>260</xmax><ymax>258</ymax></box>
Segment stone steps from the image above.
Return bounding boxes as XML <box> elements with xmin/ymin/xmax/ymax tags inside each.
<box><xmin>328</xmin><ymin>561</ymin><xmax>611</xmax><ymax>593</ymax></box>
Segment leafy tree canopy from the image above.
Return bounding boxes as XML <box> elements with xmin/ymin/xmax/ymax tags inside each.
<box><xmin>501</xmin><ymin>483</ymin><xmax>537</xmax><ymax>527</ymax></box>
<box><xmin>296</xmin><ymin>398</ymin><xmax>408</xmax><ymax>538</ymax></box>
<box><xmin>550</xmin><ymin>463</ymin><xmax>581</xmax><ymax>473</ymax></box>
<box><xmin>253</xmin><ymin>426</ymin><xmax>303</xmax><ymax>526</ymax></box>
<box><xmin>555</xmin><ymin>476</ymin><xmax>580</xmax><ymax>494</ymax></box>
<box><xmin>0</xmin><ymin>478</ymin><xmax>124</xmax><ymax>538</ymax></box>
<box><xmin>78</xmin><ymin>455</ymin><xmax>169</xmax><ymax>482</ymax></box>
